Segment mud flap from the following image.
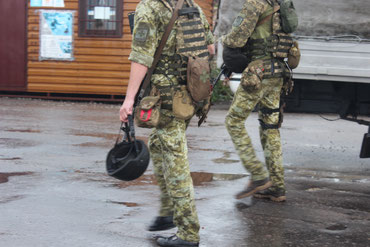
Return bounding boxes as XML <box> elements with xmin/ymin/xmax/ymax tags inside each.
<box><xmin>360</xmin><ymin>132</ymin><xmax>370</xmax><ymax>158</ymax></box>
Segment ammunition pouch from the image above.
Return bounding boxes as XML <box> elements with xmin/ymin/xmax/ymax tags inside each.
<box><xmin>240</xmin><ymin>60</ymin><xmax>265</xmax><ymax>92</ymax></box>
<box><xmin>135</xmin><ymin>95</ymin><xmax>161</xmax><ymax>128</ymax></box>
<box><xmin>287</xmin><ymin>41</ymin><xmax>301</xmax><ymax>69</ymax></box>
<box><xmin>153</xmin><ymin>54</ymin><xmax>187</xmax><ymax>83</ymax></box>
<box><xmin>153</xmin><ymin>85</ymin><xmax>195</xmax><ymax>121</ymax></box>
<box><xmin>172</xmin><ymin>85</ymin><xmax>195</xmax><ymax>120</ymax></box>
<box><xmin>187</xmin><ymin>56</ymin><xmax>211</xmax><ymax>102</ymax></box>
<box><xmin>247</xmin><ymin>33</ymin><xmax>293</xmax><ymax>60</ymax></box>
<box><xmin>240</xmin><ymin>59</ymin><xmax>287</xmax><ymax>92</ymax></box>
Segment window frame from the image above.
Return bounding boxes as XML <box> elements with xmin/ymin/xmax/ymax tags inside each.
<box><xmin>78</xmin><ymin>0</ymin><xmax>123</xmax><ymax>38</ymax></box>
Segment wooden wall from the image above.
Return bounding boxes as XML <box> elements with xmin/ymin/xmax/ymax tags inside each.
<box><xmin>27</xmin><ymin>0</ymin><xmax>214</xmax><ymax>96</ymax></box>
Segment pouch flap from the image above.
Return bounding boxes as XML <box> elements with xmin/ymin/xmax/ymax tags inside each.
<box><xmin>140</xmin><ymin>96</ymin><xmax>160</xmax><ymax>110</ymax></box>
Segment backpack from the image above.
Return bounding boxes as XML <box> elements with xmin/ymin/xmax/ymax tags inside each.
<box><xmin>278</xmin><ymin>0</ymin><xmax>298</xmax><ymax>33</ymax></box>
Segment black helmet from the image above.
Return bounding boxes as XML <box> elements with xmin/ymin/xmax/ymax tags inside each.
<box><xmin>106</xmin><ymin>117</ymin><xmax>150</xmax><ymax>181</ymax></box>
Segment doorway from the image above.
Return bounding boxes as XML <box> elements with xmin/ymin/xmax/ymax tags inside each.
<box><xmin>0</xmin><ymin>0</ymin><xmax>27</xmax><ymax>90</ymax></box>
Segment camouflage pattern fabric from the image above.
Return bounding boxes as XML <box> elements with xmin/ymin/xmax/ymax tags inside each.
<box><xmin>129</xmin><ymin>0</ymin><xmax>214</xmax><ymax>69</ymax></box>
<box><xmin>222</xmin><ymin>0</ymin><xmax>268</xmax><ymax>48</ymax></box>
<box><xmin>223</xmin><ymin>0</ymin><xmax>286</xmax><ymax>192</ymax></box>
<box><xmin>225</xmin><ymin>77</ymin><xmax>285</xmax><ymax>191</ymax></box>
<box><xmin>149</xmin><ymin>111</ymin><xmax>199</xmax><ymax>242</ymax></box>
<box><xmin>128</xmin><ymin>0</ymin><xmax>215</xmax><ymax>242</ymax></box>
<box><xmin>176</xmin><ymin>0</ymin><xmax>209</xmax><ymax>58</ymax></box>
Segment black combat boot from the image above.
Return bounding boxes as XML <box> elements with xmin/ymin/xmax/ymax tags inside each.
<box><xmin>254</xmin><ymin>187</ymin><xmax>286</xmax><ymax>202</ymax></box>
<box><xmin>235</xmin><ymin>178</ymin><xmax>272</xmax><ymax>199</ymax></box>
<box><xmin>148</xmin><ymin>216</ymin><xmax>176</xmax><ymax>231</ymax></box>
<box><xmin>156</xmin><ymin>235</ymin><xmax>199</xmax><ymax>247</ymax></box>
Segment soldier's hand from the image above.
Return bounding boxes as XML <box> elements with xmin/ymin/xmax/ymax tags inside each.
<box><xmin>119</xmin><ymin>99</ymin><xmax>134</xmax><ymax>122</ymax></box>
<box><xmin>223</xmin><ymin>77</ymin><xmax>230</xmax><ymax>87</ymax></box>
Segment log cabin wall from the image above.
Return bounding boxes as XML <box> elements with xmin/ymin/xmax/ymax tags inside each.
<box><xmin>27</xmin><ymin>0</ymin><xmax>214</xmax><ymax>96</ymax></box>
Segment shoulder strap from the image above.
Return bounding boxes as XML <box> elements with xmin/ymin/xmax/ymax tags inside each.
<box><xmin>137</xmin><ymin>0</ymin><xmax>185</xmax><ymax>101</ymax></box>
<box><xmin>256</xmin><ymin>4</ymin><xmax>280</xmax><ymax>27</ymax></box>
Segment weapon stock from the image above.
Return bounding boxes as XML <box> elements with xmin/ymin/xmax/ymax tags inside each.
<box><xmin>128</xmin><ymin>11</ymin><xmax>135</xmax><ymax>35</ymax></box>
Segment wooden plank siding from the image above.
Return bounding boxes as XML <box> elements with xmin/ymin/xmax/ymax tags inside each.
<box><xmin>27</xmin><ymin>0</ymin><xmax>214</xmax><ymax>96</ymax></box>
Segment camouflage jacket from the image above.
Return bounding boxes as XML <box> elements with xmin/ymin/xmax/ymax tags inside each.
<box><xmin>222</xmin><ymin>0</ymin><xmax>275</xmax><ymax>49</ymax></box>
<box><xmin>129</xmin><ymin>0</ymin><xmax>214</xmax><ymax>68</ymax></box>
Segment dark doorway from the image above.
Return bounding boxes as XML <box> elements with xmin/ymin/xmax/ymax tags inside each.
<box><xmin>0</xmin><ymin>0</ymin><xmax>27</xmax><ymax>90</ymax></box>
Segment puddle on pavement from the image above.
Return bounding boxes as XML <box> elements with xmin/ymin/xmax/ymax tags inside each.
<box><xmin>188</xmin><ymin>148</ymin><xmax>240</xmax><ymax>164</ymax></box>
<box><xmin>70</xmin><ymin>131</ymin><xmax>149</xmax><ymax>147</ymax></box>
<box><xmin>286</xmin><ymin>167</ymin><xmax>370</xmax><ymax>184</ymax></box>
<box><xmin>306</xmin><ymin>187</ymin><xmax>324</xmax><ymax>192</ymax></box>
<box><xmin>0</xmin><ymin>195</ymin><xmax>25</xmax><ymax>204</ymax></box>
<box><xmin>191</xmin><ymin>172</ymin><xmax>246</xmax><ymax>185</ymax></box>
<box><xmin>212</xmin><ymin>151</ymin><xmax>240</xmax><ymax>164</ymax></box>
<box><xmin>5</xmin><ymin>128</ymin><xmax>41</xmax><ymax>133</ymax></box>
<box><xmin>0</xmin><ymin>172</ymin><xmax>33</xmax><ymax>184</ymax></box>
<box><xmin>114</xmin><ymin>174</ymin><xmax>157</xmax><ymax>188</ymax></box>
<box><xmin>74</xmin><ymin>142</ymin><xmax>112</xmax><ymax>148</ymax></box>
<box><xmin>321</xmin><ymin>223</ymin><xmax>349</xmax><ymax>234</ymax></box>
<box><xmin>70</xmin><ymin>130</ymin><xmax>148</xmax><ymax>142</ymax></box>
<box><xmin>107</xmin><ymin>200</ymin><xmax>139</xmax><ymax>207</ymax></box>
<box><xmin>325</xmin><ymin>223</ymin><xmax>347</xmax><ymax>231</ymax></box>
<box><xmin>74</xmin><ymin>170</ymin><xmax>246</xmax><ymax>188</ymax></box>
<box><xmin>0</xmin><ymin>157</ymin><xmax>22</xmax><ymax>161</ymax></box>
<box><xmin>235</xmin><ymin>200</ymin><xmax>254</xmax><ymax>210</ymax></box>
<box><xmin>113</xmin><ymin>172</ymin><xmax>246</xmax><ymax>187</ymax></box>
<box><xmin>207</xmin><ymin>123</ymin><xmax>224</xmax><ymax>127</ymax></box>
<box><xmin>70</xmin><ymin>131</ymin><xmax>118</xmax><ymax>141</ymax></box>
<box><xmin>0</xmin><ymin>138</ymin><xmax>38</xmax><ymax>148</ymax></box>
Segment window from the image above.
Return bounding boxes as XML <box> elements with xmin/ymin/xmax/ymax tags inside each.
<box><xmin>79</xmin><ymin>0</ymin><xmax>123</xmax><ymax>37</ymax></box>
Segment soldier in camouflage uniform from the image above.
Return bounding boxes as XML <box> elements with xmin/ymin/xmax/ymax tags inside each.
<box><xmin>223</xmin><ymin>0</ymin><xmax>293</xmax><ymax>202</ymax></box>
<box><xmin>119</xmin><ymin>0</ymin><xmax>215</xmax><ymax>246</ymax></box>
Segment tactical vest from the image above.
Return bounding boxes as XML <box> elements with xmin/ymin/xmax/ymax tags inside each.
<box><xmin>154</xmin><ymin>0</ymin><xmax>209</xmax><ymax>82</ymax></box>
<box><xmin>245</xmin><ymin>0</ymin><xmax>293</xmax><ymax>62</ymax></box>
<box><xmin>176</xmin><ymin>0</ymin><xmax>209</xmax><ymax>58</ymax></box>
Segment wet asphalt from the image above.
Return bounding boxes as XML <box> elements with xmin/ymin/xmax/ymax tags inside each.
<box><xmin>0</xmin><ymin>97</ymin><xmax>369</xmax><ymax>247</ymax></box>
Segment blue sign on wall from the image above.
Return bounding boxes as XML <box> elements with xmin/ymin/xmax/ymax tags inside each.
<box><xmin>30</xmin><ymin>0</ymin><xmax>42</xmax><ymax>7</ymax></box>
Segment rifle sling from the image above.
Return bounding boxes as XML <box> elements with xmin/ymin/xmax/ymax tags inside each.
<box><xmin>137</xmin><ymin>0</ymin><xmax>185</xmax><ymax>101</ymax></box>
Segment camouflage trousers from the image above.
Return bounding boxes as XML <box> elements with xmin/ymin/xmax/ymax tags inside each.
<box><xmin>225</xmin><ymin>77</ymin><xmax>285</xmax><ymax>191</ymax></box>
<box><xmin>148</xmin><ymin>110</ymin><xmax>200</xmax><ymax>242</ymax></box>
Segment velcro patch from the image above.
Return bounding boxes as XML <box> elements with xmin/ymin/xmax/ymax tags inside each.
<box><xmin>232</xmin><ymin>16</ymin><xmax>244</xmax><ymax>27</ymax></box>
<box><xmin>134</xmin><ymin>23</ymin><xmax>149</xmax><ymax>42</ymax></box>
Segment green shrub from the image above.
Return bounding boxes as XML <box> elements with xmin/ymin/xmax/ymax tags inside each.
<box><xmin>210</xmin><ymin>68</ymin><xmax>233</xmax><ymax>103</ymax></box>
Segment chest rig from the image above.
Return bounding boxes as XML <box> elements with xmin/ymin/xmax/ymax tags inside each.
<box><xmin>176</xmin><ymin>0</ymin><xmax>209</xmax><ymax>58</ymax></box>
<box><xmin>246</xmin><ymin>0</ymin><xmax>293</xmax><ymax>62</ymax></box>
<box><xmin>154</xmin><ymin>0</ymin><xmax>209</xmax><ymax>82</ymax></box>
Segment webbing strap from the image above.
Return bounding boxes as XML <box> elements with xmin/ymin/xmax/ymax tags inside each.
<box><xmin>259</xmin><ymin>107</ymin><xmax>280</xmax><ymax>115</ymax></box>
<box><xmin>259</xmin><ymin>119</ymin><xmax>279</xmax><ymax>130</ymax></box>
<box><xmin>137</xmin><ymin>0</ymin><xmax>185</xmax><ymax>102</ymax></box>
<box><xmin>178</xmin><ymin>45</ymin><xmax>207</xmax><ymax>53</ymax></box>
<box><xmin>256</xmin><ymin>5</ymin><xmax>280</xmax><ymax>27</ymax></box>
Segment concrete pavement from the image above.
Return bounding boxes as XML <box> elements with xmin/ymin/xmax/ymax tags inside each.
<box><xmin>0</xmin><ymin>97</ymin><xmax>369</xmax><ymax>247</ymax></box>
